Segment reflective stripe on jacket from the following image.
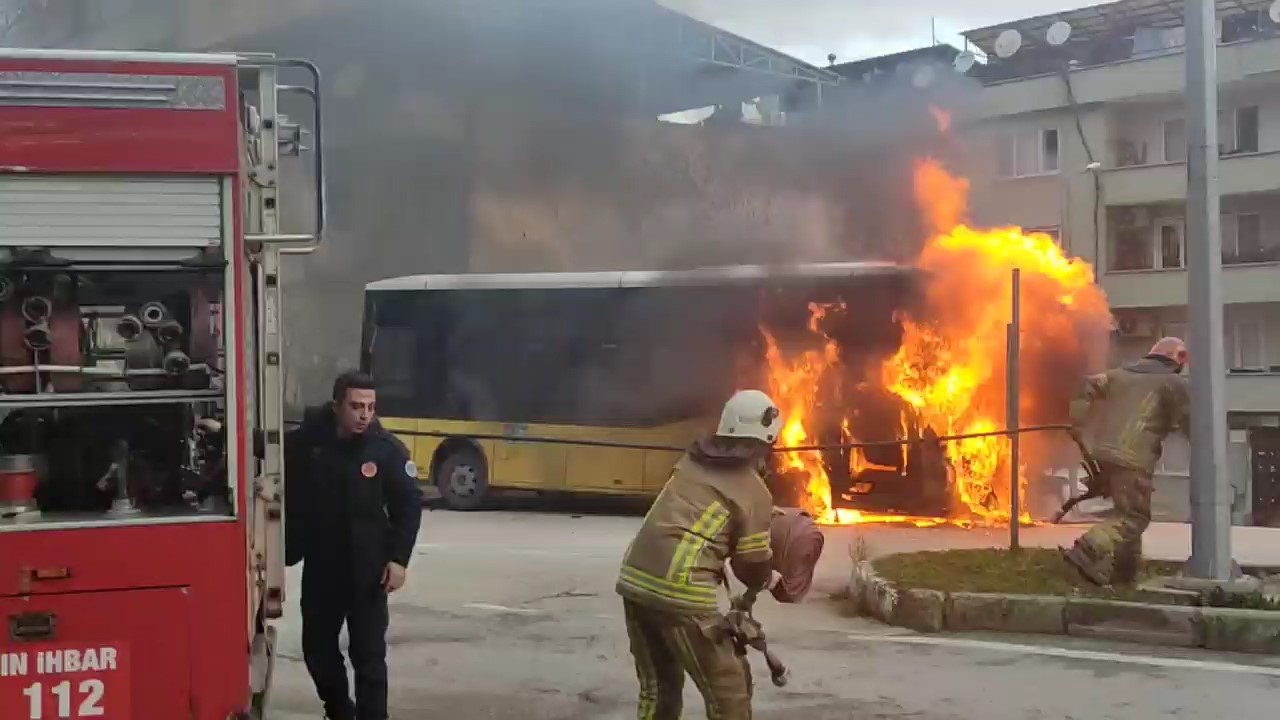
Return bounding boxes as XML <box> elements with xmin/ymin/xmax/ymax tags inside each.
<box><xmin>616</xmin><ymin>451</ymin><xmax>773</xmax><ymax>614</ymax></box>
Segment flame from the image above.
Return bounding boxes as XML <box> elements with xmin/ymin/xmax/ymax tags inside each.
<box><xmin>760</xmin><ymin>150</ymin><xmax>1111</xmax><ymax>528</ymax></box>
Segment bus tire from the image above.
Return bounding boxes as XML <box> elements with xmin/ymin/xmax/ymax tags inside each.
<box><xmin>437</xmin><ymin>447</ymin><xmax>490</xmax><ymax>511</ymax></box>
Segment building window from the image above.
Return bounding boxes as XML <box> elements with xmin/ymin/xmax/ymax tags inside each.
<box><xmin>1235</xmin><ymin>212</ymin><xmax>1262</xmax><ymax>259</ymax></box>
<box><xmin>1111</xmin><ymin>216</ymin><xmax>1186</xmax><ymax>271</ymax></box>
<box><xmin>1233</xmin><ymin>105</ymin><xmax>1260</xmax><ymax>154</ymax></box>
<box><xmin>998</xmin><ymin>128</ymin><xmax>1059</xmax><ymax>177</ymax></box>
<box><xmin>1113</xmin><ymin>227</ymin><xmax>1154</xmax><ymax>271</ymax></box>
<box><xmin>1164</xmin><ymin>108</ymin><xmax>1260</xmax><ymax>160</ymax></box>
<box><xmin>1222</xmin><ymin>212</ymin><xmax>1267</xmax><ymax>264</ymax></box>
<box><xmin>1163</xmin><ymin>118</ymin><xmax>1186</xmax><ymax>163</ymax></box>
<box><xmin>1226</xmin><ymin>319</ymin><xmax>1267</xmax><ymax>372</ymax></box>
<box><xmin>1156</xmin><ymin>218</ymin><xmax>1185</xmax><ymax>269</ymax></box>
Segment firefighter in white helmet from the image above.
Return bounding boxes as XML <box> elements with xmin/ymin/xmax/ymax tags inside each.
<box><xmin>616</xmin><ymin>389</ymin><xmax>781</xmax><ymax>720</ymax></box>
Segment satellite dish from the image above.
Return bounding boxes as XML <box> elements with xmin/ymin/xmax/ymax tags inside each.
<box><xmin>995</xmin><ymin>29</ymin><xmax>1023</xmax><ymax>58</ymax></box>
<box><xmin>953</xmin><ymin>51</ymin><xmax>977</xmax><ymax>73</ymax></box>
<box><xmin>912</xmin><ymin>65</ymin><xmax>937</xmax><ymax>88</ymax></box>
<box><xmin>1047</xmin><ymin>20</ymin><xmax>1073</xmax><ymax>46</ymax></box>
<box><xmin>1270</xmin><ymin>0</ymin><xmax>1280</xmax><ymax>24</ymax></box>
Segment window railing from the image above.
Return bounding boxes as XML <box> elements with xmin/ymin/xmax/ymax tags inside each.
<box><xmin>1223</xmin><ymin>246</ymin><xmax>1280</xmax><ymax>265</ymax></box>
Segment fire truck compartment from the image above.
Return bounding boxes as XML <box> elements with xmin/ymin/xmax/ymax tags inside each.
<box><xmin>0</xmin><ymin>586</ymin><xmax>191</xmax><ymax>720</ymax></box>
<box><xmin>0</xmin><ymin>266</ymin><xmax>233</xmax><ymax>530</ymax></box>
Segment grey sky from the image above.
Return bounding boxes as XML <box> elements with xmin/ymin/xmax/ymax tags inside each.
<box><xmin>661</xmin><ymin>0</ymin><xmax>1108</xmax><ymax>65</ymax></box>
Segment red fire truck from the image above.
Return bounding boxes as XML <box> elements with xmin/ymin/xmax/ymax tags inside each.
<box><xmin>0</xmin><ymin>49</ymin><xmax>323</xmax><ymax>719</ymax></box>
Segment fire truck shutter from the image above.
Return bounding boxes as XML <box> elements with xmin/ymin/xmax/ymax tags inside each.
<box><xmin>0</xmin><ymin>175</ymin><xmax>223</xmax><ymax>248</ymax></box>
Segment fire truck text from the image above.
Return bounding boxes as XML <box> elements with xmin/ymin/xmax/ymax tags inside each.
<box><xmin>0</xmin><ymin>647</ymin><xmax>119</xmax><ymax>678</ymax></box>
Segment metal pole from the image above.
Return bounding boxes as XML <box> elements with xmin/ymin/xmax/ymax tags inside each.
<box><xmin>1185</xmin><ymin>0</ymin><xmax>1232</xmax><ymax>580</ymax></box>
<box><xmin>1008</xmin><ymin>268</ymin><xmax>1021</xmax><ymax>550</ymax></box>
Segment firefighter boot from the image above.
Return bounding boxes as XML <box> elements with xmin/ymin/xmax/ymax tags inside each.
<box><xmin>1112</xmin><ymin>536</ymin><xmax>1143</xmax><ymax>587</ymax></box>
<box><xmin>1062</xmin><ymin>541</ymin><xmax>1111</xmax><ymax>587</ymax></box>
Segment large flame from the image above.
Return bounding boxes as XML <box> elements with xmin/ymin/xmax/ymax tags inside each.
<box><xmin>763</xmin><ymin>155</ymin><xmax>1111</xmax><ymax>527</ymax></box>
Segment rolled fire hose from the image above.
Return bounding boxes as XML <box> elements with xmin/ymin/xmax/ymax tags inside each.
<box><xmin>768</xmin><ymin>508</ymin><xmax>825</xmax><ymax>604</ymax></box>
<box><xmin>189</xmin><ymin>285</ymin><xmax>215</xmax><ymax>363</ymax></box>
<box><xmin>0</xmin><ymin>302</ymin><xmax>33</xmax><ymax>393</ymax></box>
<box><xmin>48</xmin><ymin>303</ymin><xmax>84</xmax><ymax>393</ymax></box>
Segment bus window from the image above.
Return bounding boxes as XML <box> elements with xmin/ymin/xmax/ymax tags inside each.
<box><xmin>365</xmin><ymin>291</ymin><xmax>426</xmax><ymax>418</ymax></box>
<box><xmin>439</xmin><ymin>288</ymin><xmax>622</xmax><ymax>424</ymax></box>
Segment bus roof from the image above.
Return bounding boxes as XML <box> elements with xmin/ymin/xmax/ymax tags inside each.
<box><xmin>365</xmin><ymin>262</ymin><xmax>914</xmax><ymax>292</ymax></box>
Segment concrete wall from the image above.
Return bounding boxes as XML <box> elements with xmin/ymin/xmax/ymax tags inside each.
<box><xmin>961</xmin><ymin>107</ymin><xmax>1108</xmax><ymax>266</ymax></box>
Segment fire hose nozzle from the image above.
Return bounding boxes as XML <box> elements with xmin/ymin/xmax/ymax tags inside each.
<box><xmin>155</xmin><ymin>320</ymin><xmax>184</xmax><ymax>345</ymax></box>
<box><xmin>21</xmin><ymin>296</ymin><xmax>51</xmax><ymax>324</ymax></box>
<box><xmin>163</xmin><ymin>350</ymin><xmax>191</xmax><ymax>376</ymax></box>
<box><xmin>23</xmin><ymin>322</ymin><xmax>51</xmax><ymax>351</ymax></box>
<box><xmin>117</xmin><ymin>315</ymin><xmax>144</xmax><ymax>342</ymax></box>
<box><xmin>140</xmin><ymin>301</ymin><xmax>170</xmax><ymax>328</ymax></box>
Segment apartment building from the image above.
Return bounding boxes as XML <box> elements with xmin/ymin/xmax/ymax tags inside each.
<box><xmin>957</xmin><ymin>0</ymin><xmax>1280</xmax><ymax>525</ymax></box>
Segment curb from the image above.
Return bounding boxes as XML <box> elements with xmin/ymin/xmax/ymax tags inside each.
<box><xmin>848</xmin><ymin>561</ymin><xmax>1280</xmax><ymax>655</ymax></box>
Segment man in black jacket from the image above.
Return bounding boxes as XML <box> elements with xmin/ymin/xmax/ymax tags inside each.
<box><xmin>285</xmin><ymin>371</ymin><xmax>423</xmax><ymax>720</ymax></box>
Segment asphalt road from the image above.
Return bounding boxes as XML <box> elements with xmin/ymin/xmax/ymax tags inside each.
<box><xmin>267</xmin><ymin>506</ymin><xmax>1280</xmax><ymax>719</ymax></box>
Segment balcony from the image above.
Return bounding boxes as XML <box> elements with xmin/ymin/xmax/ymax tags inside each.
<box><xmin>1227</xmin><ymin>372</ymin><xmax>1280</xmax><ymax>413</ymax></box>
<box><xmin>1101</xmin><ymin>150</ymin><xmax>1280</xmax><ymax>205</ymax></box>
<box><xmin>962</xmin><ymin>35</ymin><xmax>1280</xmax><ymax>121</ymax></box>
<box><xmin>1102</xmin><ymin>263</ymin><xmax>1280</xmax><ymax>308</ymax></box>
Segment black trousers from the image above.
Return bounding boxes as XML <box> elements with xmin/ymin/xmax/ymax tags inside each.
<box><xmin>301</xmin><ymin>568</ymin><xmax>390</xmax><ymax>720</ymax></box>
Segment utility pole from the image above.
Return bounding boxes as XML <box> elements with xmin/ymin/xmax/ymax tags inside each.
<box><xmin>1184</xmin><ymin>0</ymin><xmax>1232</xmax><ymax>580</ymax></box>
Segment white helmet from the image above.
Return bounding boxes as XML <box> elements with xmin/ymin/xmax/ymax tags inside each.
<box><xmin>715</xmin><ymin>390</ymin><xmax>783</xmax><ymax>445</ymax></box>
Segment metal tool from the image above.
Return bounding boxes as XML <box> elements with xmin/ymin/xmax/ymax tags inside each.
<box><xmin>721</xmin><ymin>584</ymin><xmax>789</xmax><ymax>687</ymax></box>
<box><xmin>1051</xmin><ymin>430</ymin><xmax>1105</xmax><ymax>524</ymax></box>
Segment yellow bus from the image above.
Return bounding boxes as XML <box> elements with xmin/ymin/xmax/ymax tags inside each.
<box><xmin>361</xmin><ymin>263</ymin><xmax>913</xmax><ymax>510</ymax></box>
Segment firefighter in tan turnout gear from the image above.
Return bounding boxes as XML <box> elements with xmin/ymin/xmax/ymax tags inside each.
<box><xmin>617</xmin><ymin>390</ymin><xmax>780</xmax><ymax>720</ymax></box>
<box><xmin>1064</xmin><ymin>337</ymin><xmax>1191</xmax><ymax>587</ymax></box>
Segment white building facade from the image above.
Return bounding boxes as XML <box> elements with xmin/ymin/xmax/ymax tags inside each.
<box><xmin>957</xmin><ymin>0</ymin><xmax>1280</xmax><ymax>525</ymax></box>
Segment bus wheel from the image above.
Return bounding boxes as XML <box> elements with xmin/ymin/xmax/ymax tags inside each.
<box><xmin>437</xmin><ymin>447</ymin><xmax>489</xmax><ymax>510</ymax></box>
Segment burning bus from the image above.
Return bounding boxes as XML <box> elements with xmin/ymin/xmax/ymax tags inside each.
<box><xmin>362</xmin><ymin>157</ymin><xmax>1112</xmax><ymax>527</ymax></box>
<box><xmin>360</xmin><ymin>261</ymin><xmax>918</xmax><ymax>510</ymax></box>
<box><xmin>764</xmin><ymin>159</ymin><xmax>1113</xmax><ymax>527</ymax></box>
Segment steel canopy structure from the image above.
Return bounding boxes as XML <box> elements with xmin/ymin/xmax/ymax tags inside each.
<box><xmin>0</xmin><ymin>0</ymin><xmax>841</xmax><ymax>118</ymax></box>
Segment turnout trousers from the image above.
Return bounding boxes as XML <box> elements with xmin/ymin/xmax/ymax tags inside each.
<box><xmin>1065</xmin><ymin>462</ymin><xmax>1153</xmax><ymax>586</ymax></box>
<box><xmin>301</xmin><ymin>567</ymin><xmax>391</xmax><ymax>720</ymax></box>
<box><xmin>623</xmin><ymin>599</ymin><xmax>753</xmax><ymax>720</ymax></box>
